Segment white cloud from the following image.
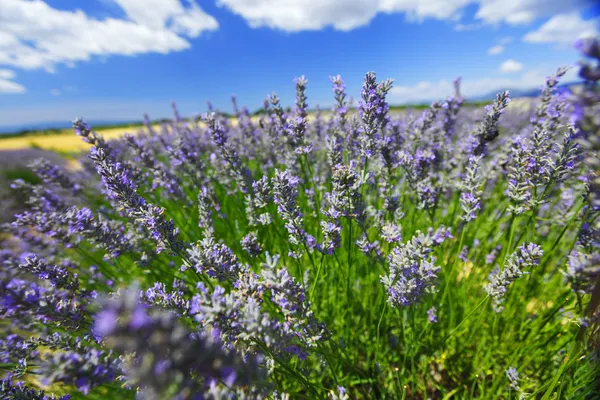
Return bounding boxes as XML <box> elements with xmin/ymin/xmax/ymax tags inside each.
<box><xmin>487</xmin><ymin>37</ymin><xmax>512</xmax><ymax>55</ymax></box>
<box><xmin>523</xmin><ymin>12</ymin><xmax>599</xmax><ymax>47</ymax></box>
<box><xmin>488</xmin><ymin>45</ymin><xmax>504</xmax><ymax>55</ymax></box>
<box><xmin>0</xmin><ymin>69</ymin><xmax>25</xmax><ymax>94</ymax></box>
<box><xmin>454</xmin><ymin>23</ymin><xmax>484</xmax><ymax>31</ymax></box>
<box><xmin>50</xmin><ymin>89</ymin><xmax>61</xmax><ymax>96</ymax></box>
<box><xmin>500</xmin><ymin>59</ymin><xmax>523</xmax><ymax>73</ymax></box>
<box><xmin>475</xmin><ymin>0</ymin><xmax>594</xmax><ymax>25</ymax></box>
<box><xmin>112</xmin><ymin>0</ymin><xmax>219</xmax><ymax>36</ymax></box>
<box><xmin>0</xmin><ymin>70</ymin><xmax>15</xmax><ymax>80</ymax></box>
<box><xmin>216</xmin><ymin>0</ymin><xmax>472</xmax><ymax>32</ymax></box>
<box><xmin>216</xmin><ymin>0</ymin><xmax>596</xmax><ymax>32</ymax></box>
<box><xmin>389</xmin><ymin>67</ymin><xmax>578</xmax><ymax>104</ymax></box>
<box><xmin>0</xmin><ymin>0</ymin><xmax>218</xmax><ymax>72</ymax></box>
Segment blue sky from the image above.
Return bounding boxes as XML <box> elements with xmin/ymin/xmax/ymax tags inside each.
<box><xmin>0</xmin><ymin>0</ymin><xmax>598</xmax><ymax>128</ymax></box>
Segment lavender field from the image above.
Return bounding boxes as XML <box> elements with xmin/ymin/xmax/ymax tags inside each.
<box><xmin>0</xmin><ymin>35</ymin><xmax>599</xmax><ymax>399</ymax></box>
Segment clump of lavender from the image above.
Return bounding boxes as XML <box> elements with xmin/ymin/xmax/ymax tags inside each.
<box><xmin>289</xmin><ymin>76</ymin><xmax>312</xmax><ymax>155</ymax></box>
<box><xmin>40</xmin><ymin>347</ymin><xmax>119</xmax><ymax>395</ymax></box>
<box><xmin>318</xmin><ymin>221</ymin><xmax>342</xmax><ymax>255</ymax></box>
<box><xmin>470</xmin><ymin>91</ymin><xmax>510</xmax><ymax>156</ymax></box>
<box><xmin>506</xmin><ymin>367</ymin><xmax>520</xmax><ymax>390</ymax></box>
<box><xmin>564</xmin><ymin>244</ymin><xmax>600</xmax><ymax>295</ymax></box>
<box><xmin>0</xmin><ymin>379</ymin><xmax>72</xmax><ymax>400</ymax></box>
<box><xmin>252</xmin><ymin>175</ymin><xmax>273</xmax><ymax>226</ymax></box>
<box><xmin>203</xmin><ymin>112</ymin><xmax>254</xmax><ymax>194</ymax></box>
<box><xmin>197</xmin><ymin>186</ymin><xmax>215</xmax><ymax>236</ymax></box>
<box><xmin>459</xmin><ymin>155</ymin><xmax>483</xmax><ymax>222</ymax></box>
<box><xmin>485</xmin><ymin>243</ymin><xmax>543</xmax><ymax>312</ymax></box>
<box><xmin>381</xmin><ymin>227</ymin><xmax>452</xmax><ymax>307</ymax></box>
<box><xmin>29</xmin><ymin>158</ymin><xmax>82</xmax><ymax>195</ymax></box>
<box><xmin>323</xmin><ymin>164</ymin><xmax>365</xmax><ymax>223</ymax></box>
<box><xmin>123</xmin><ymin>132</ymin><xmax>186</xmax><ymax>200</ymax></box>
<box><xmin>241</xmin><ymin>232</ymin><xmax>263</xmax><ymax>257</ymax></box>
<box><xmin>506</xmin><ymin>136</ymin><xmax>532</xmax><ymax>215</ymax></box>
<box><xmin>88</xmin><ymin>146</ymin><xmax>184</xmax><ymax>255</ymax></box>
<box><xmin>358</xmin><ymin>72</ymin><xmax>393</xmax><ymax>158</ymax></box>
<box><xmin>1</xmin><ymin>61</ymin><xmax>597</xmax><ymax>398</ymax></box>
<box><xmin>18</xmin><ymin>254</ymin><xmax>79</xmax><ymax>291</ymax></box>
<box><xmin>327</xmin><ymin>75</ymin><xmax>348</xmax><ymax>167</ymax></box>
<box><xmin>427</xmin><ymin>307</ymin><xmax>438</xmax><ymax>323</ymax></box>
<box><xmin>187</xmin><ymin>237</ymin><xmax>241</xmax><ymax>281</ymax></box>
<box><xmin>380</xmin><ymin>222</ymin><xmax>402</xmax><ymax>243</ymax></box>
<box><xmin>0</xmin><ymin>278</ymin><xmax>85</xmax><ymax>328</ymax></box>
<box><xmin>272</xmin><ymin>169</ymin><xmax>315</xmax><ymax>254</ymax></box>
<box><xmin>95</xmin><ymin>289</ymin><xmax>264</xmax><ymax>399</ymax></box>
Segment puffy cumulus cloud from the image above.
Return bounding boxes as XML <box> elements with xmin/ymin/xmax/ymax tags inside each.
<box><xmin>0</xmin><ymin>69</ymin><xmax>26</xmax><ymax>94</ymax></box>
<box><xmin>217</xmin><ymin>0</ymin><xmax>595</xmax><ymax>32</ymax></box>
<box><xmin>216</xmin><ymin>0</ymin><xmax>471</xmax><ymax>32</ymax></box>
<box><xmin>523</xmin><ymin>12</ymin><xmax>599</xmax><ymax>47</ymax></box>
<box><xmin>388</xmin><ymin>67</ymin><xmax>578</xmax><ymax>104</ymax></box>
<box><xmin>112</xmin><ymin>0</ymin><xmax>219</xmax><ymax>36</ymax></box>
<box><xmin>0</xmin><ymin>0</ymin><xmax>218</xmax><ymax>72</ymax></box>
<box><xmin>500</xmin><ymin>59</ymin><xmax>524</xmax><ymax>73</ymax></box>
<box><xmin>475</xmin><ymin>0</ymin><xmax>594</xmax><ymax>25</ymax></box>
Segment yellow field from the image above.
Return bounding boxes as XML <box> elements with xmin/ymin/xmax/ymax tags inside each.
<box><xmin>0</xmin><ymin>127</ymin><xmax>133</xmax><ymax>152</ymax></box>
<box><xmin>0</xmin><ymin>100</ymin><xmax>534</xmax><ymax>153</ymax></box>
<box><xmin>0</xmin><ymin>116</ymin><xmax>269</xmax><ymax>152</ymax></box>
<box><xmin>0</xmin><ymin>121</ymin><xmax>232</xmax><ymax>152</ymax></box>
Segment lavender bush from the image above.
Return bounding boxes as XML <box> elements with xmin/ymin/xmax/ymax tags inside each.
<box><xmin>1</xmin><ymin>39</ymin><xmax>600</xmax><ymax>399</ymax></box>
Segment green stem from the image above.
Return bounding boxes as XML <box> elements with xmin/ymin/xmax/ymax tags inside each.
<box><xmin>444</xmin><ymin>296</ymin><xmax>489</xmax><ymax>342</ymax></box>
<box><xmin>309</xmin><ymin>254</ymin><xmax>326</xmax><ymax>303</ymax></box>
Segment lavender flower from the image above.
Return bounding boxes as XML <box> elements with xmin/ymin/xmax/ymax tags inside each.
<box><xmin>88</xmin><ymin>147</ymin><xmax>184</xmax><ymax>254</ymax></box>
<box><xmin>203</xmin><ymin>112</ymin><xmax>254</xmax><ymax>194</ymax></box>
<box><xmin>564</xmin><ymin>248</ymin><xmax>600</xmax><ymax>294</ymax></box>
<box><xmin>0</xmin><ymin>380</ymin><xmax>71</xmax><ymax>400</ymax></box>
<box><xmin>40</xmin><ymin>348</ymin><xmax>118</xmax><ymax>395</ymax></box>
<box><xmin>272</xmin><ymin>169</ymin><xmax>315</xmax><ymax>251</ymax></box>
<box><xmin>328</xmin><ymin>386</ymin><xmax>350</xmax><ymax>400</ymax></box>
<box><xmin>459</xmin><ymin>246</ymin><xmax>469</xmax><ymax>262</ymax></box>
<box><xmin>18</xmin><ymin>254</ymin><xmax>79</xmax><ymax>291</ymax></box>
<box><xmin>198</xmin><ymin>186</ymin><xmax>215</xmax><ymax>236</ymax></box>
<box><xmin>318</xmin><ymin>221</ymin><xmax>342</xmax><ymax>255</ymax></box>
<box><xmin>327</xmin><ymin>75</ymin><xmax>349</xmax><ymax>167</ymax></box>
<box><xmin>427</xmin><ymin>307</ymin><xmax>438</xmax><ymax>323</ymax></box>
<box><xmin>0</xmin><ymin>278</ymin><xmax>85</xmax><ymax>328</ymax></box>
<box><xmin>470</xmin><ymin>91</ymin><xmax>510</xmax><ymax>156</ymax></box>
<box><xmin>484</xmin><ymin>243</ymin><xmax>543</xmax><ymax>312</ymax></box>
<box><xmin>187</xmin><ymin>237</ymin><xmax>241</xmax><ymax>281</ymax></box>
<box><xmin>575</xmin><ymin>37</ymin><xmax>600</xmax><ymax>59</ymax></box>
<box><xmin>323</xmin><ymin>164</ymin><xmax>365</xmax><ymax>223</ymax></box>
<box><xmin>358</xmin><ymin>72</ymin><xmax>393</xmax><ymax>158</ymax></box>
<box><xmin>241</xmin><ymin>232</ymin><xmax>263</xmax><ymax>257</ymax></box>
<box><xmin>381</xmin><ymin>222</ymin><xmax>402</xmax><ymax>243</ymax></box>
<box><xmin>381</xmin><ymin>227</ymin><xmax>452</xmax><ymax>307</ymax></box>
<box><xmin>73</xmin><ymin>118</ymin><xmax>111</xmax><ymax>154</ymax></box>
<box><xmin>460</xmin><ymin>155</ymin><xmax>483</xmax><ymax>222</ymax></box>
<box><xmin>507</xmin><ymin>136</ymin><xmax>532</xmax><ymax>215</ymax></box>
<box><xmin>95</xmin><ymin>289</ymin><xmax>264</xmax><ymax>399</ymax></box>
<box><xmin>289</xmin><ymin>76</ymin><xmax>312</xmax><ymax>154</ymax></box>
<box><xmin>506</xmin><ymin>367</ymin><xmax>520</xmax><ymax>390</ymax></box>
<box><xmin>123</xmin><ymin>132</ymin><xmax>186</xmax><ymax>200</ymax></box>
<box><xmin>30</xmin><ymin>158</ymin><xmax>82</xmax><ymax>195</ymax></box>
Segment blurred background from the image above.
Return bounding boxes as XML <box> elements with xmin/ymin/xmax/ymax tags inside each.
<box><xmin>0</xmin><ymin>0</ymin><xmax>598</xmax><ymax>221</ymax></box>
